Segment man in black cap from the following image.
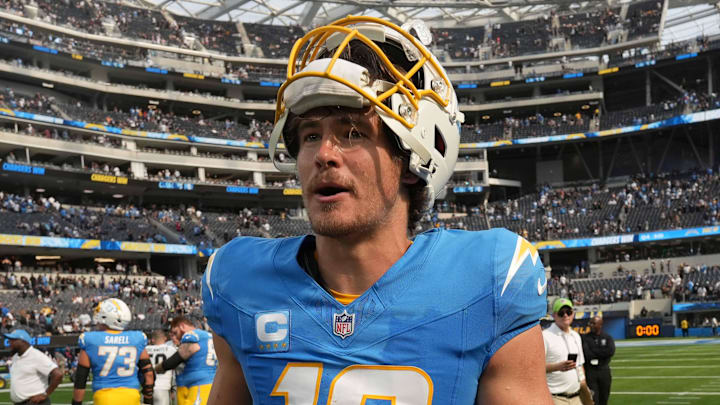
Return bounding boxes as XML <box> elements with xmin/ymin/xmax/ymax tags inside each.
<box><xmin>582</xmin><ymin>316</ymin><xmax>615</xmax><ymax>405</ymax></box>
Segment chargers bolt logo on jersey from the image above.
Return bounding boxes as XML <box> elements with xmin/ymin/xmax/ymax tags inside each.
<box><xmin>333</xmin><ymin>310</ymin><xmax>355</xmax><ymax>339</ymax></box>
<box><xmin>255</xmin><ymin>311</ymin><xmax>290</xmax><ymax>353</ymax></box>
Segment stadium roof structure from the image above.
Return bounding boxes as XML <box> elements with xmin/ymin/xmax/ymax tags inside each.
<box><xmin>141</xmin><ymin>0</ymin><xmax>720</xmax><ymax>33</ymax></box>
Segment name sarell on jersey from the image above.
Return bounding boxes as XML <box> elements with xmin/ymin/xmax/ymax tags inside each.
<box><xmin>72</xmin><ymin>298</ymin><xmax>154</xmax><ymax>405</ymax></box>
<box><xmin>101</xmin><ymin>334</ymin><xmax>132</xmax><ymax>344</ymax></box>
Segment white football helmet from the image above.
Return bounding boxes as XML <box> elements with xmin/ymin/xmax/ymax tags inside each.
<box><xmin>268</xmin><ymin>16</ymin><xmax>464</xmax><ymax>208</ymax></box>
<box><xmin>93</xmin><ymin>298</ymin><xmax>132</xmax><ymax>330</ymax></box>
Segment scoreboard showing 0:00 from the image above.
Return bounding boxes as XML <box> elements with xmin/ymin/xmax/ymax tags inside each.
<box><xmin>627</xmin><ymin>319</ymin><xmax>671</xmax><ymax>338</ymax></box>
<box><xmin>635</xmin><ymin>324</ymin><xmax>660</xmax><ymax>337</ymax></box>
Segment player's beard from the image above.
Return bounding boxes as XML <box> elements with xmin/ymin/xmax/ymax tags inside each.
<box><xmin>309</xmin><ymin>196</ymin><xmax>396</xmax><ymax>238</ymax></box>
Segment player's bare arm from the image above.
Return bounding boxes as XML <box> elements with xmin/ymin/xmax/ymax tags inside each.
<box><xmin>154</xmin><ymin>342</ymin><xmax>199</xmax><ymax>374</ymax></box>
<box><xmin>207</xmin><ymin>333</ymin><xmax>252</xmax><ymax>405</ymax></box>
<box><xmin>72</xmin><ymin>350</ymin><xmax>91</xmax><ymax>404</ymax></box>
<box><xmin>477</xmin><ymin>326</ymin><xmax>553</xmax><ymax>405</ymax></box>
<box><xmin>138</xmin><ymin>349</ymin><xmax>155</xmax><ymax>404</ymax></box>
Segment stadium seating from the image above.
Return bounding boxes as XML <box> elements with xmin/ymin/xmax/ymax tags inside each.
<box><xmin>0</xmin><ymin>269</ymin><xmax>203</xmax><ymax>334</ymax></box>
<box><xmin>0</xmin><ymin>0</ymin><xmax>667</xmax><ymax>63</ymax></box>
<box><xmin>559</xmin><ymin>8</ymin><xmax>621</xmax><ymax>49</ymax></box>
<box><xmin>102</xmin><ymin>3</ymin><xmax>184</xmax><ymax>47</ymax></box>
<box><xmin>242</xmin><ymin>23</ymin><xmax>305</xmax><ymax>58</ymax></box>
<box><xmin>174</xmin><ymin>15</ymin><xmax>241</xmax><ymax>54</ymax></box>
<box><xmin>626</xmin><ymin>0</ymin><xmax>663</xmax><ymax>40</ymax></box>
<box><xmin>458</xmin><ymin>92</ymin><xmax>718</xmax><ymax>144</ymax></box>
<box><xmin>431</xmin><ymin>26</ymin><xmax>485</xmax><ymax>60</ymax></box>
<box><xmin>0</xmin><ymin>192</ymin><xmax>170</xmax><ymax>243</ymax></box>
<box><xmin>490</xmin><ymin>18</ymin><xmax>552</xmax><ymax>58</ymax></box>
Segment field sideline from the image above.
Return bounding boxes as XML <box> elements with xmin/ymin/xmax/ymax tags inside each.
<box><xmin>0</xmin><ymin>339</ymin><xmax>718</xmax><ymax>404</ymax></box>
<box><xmin>610</xmin><ymin>338</ymin><xmax>720</xmax><ymax>405</ymax></box>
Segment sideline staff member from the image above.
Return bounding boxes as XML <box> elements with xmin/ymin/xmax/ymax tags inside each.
<box><xmin>582</xmin><ymin>316</ymin><xmax>615</xmax><ymax>405</ymax></box>
<box><xmin>544</xmin><ymin>299</ymin><xmax>594</xmax><ymax>405</ymax></box>
<box><xmin>5</xmin><ymin>329</ymin><xmax>63</xmax><ymax>405</ymax></box>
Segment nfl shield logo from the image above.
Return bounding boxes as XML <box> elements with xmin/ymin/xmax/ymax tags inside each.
<box><xmin>333</xmin><ymin>310</ymin><xmax>355</xmax><ymax>339</ymax></box>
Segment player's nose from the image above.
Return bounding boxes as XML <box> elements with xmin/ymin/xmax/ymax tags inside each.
<box><xmin>314</xmin><ymin>134</ymin><xmax>343</xmax><ymax>170</ymax></box>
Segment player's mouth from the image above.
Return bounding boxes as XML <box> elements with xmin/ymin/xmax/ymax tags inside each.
<box><xmin>313</xmin><ymin>182</ymin><xmax>352</xmax><ymax>203</ymax></box>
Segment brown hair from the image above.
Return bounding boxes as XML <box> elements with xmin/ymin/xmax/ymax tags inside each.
<box><xmin>170</xmin><ymin>316</ymin><xmax>193</xmax><ymax>329</ymax></box>
<box><xmin>283</xmin><ymin>40</ymin><xmax>428</xmax><ymax>233</ymax></box>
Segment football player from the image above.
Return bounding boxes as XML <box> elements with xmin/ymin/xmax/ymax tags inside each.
<box><xmin>72</xmin><ymin>298</ymin><xmax>154</xmax><ymax>405</ymax></box>
<box><xmin>146</xmin><ymin>330</ymin><xmax>177</xmax><ymax>405</ymax></box>
<box><xmin>203</xmin><ymin>16</ymin><xmax>552</xmax><ymax>404</ymax></box>
<box><xmin>154</xmin><ymin>316</ymin><xmax>216</xmax><ymax>405</ymax></box>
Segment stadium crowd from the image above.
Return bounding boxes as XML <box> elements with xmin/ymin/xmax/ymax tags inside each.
<box><xmin>461</xmin><ymin>92</ymin><xmax>718</xmax><ymax>143</ymax></box>
<box><xmin>3</xmin><ymin>81</ymin><xmax>717</xmax><ymax>146</ymax></box>
<box><xmin>0</xmin><ymin>0</ymin><xmax>664</xmax><ymax>63</ymax></box>
<box><xmin>0</xmin><ymin>260</ymin><xmax>204</xmax><ymax>335</ymax></box>
<box><xmin>2</xmin><ymin>165</ymin><xmax>719</xmax><ymax>250</ymax></box>
<box><xmin>426</xmin><ymin>168</ymin><xmax>720</xmax><ymax>242</ymax></box>
<box><xmin>548</xmin><ymin>261</ymin><xmax>720</xmax><ymax>307</ymax></box>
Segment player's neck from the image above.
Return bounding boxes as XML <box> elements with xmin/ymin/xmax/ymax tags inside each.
<box><xmin>315</xmin><ymin>213</ymin><xmax>412</xmax><ymax>296</ymax></box>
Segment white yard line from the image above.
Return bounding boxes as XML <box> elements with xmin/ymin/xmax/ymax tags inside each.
<box><xmin>613</xmin><ymin>358</ymin><xmax>720</xmax><ymax>362</ymax></box>
<box><xmin>614</xmin><ymin>376</ymin><xmax>720</xmax><ymax>379</ymax></box>
<box><xmin>613</xmin><ymin>392</ymin><xmax>720</xmax><ymax>395</ymax></box>
<box><xmin>0</xmin><ymin>383</ymin><xmax>75</xmax><ymax>393</ymax></box>
<box><xmin>614</xmin><ymin>365</ymin><xmax>720</xmax><ymax>369</ymax></box>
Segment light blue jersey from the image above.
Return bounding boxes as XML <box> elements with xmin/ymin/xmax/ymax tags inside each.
<box><xmin>79</xmin><ymin>330</ymin><xmax>147</xmax><ymax>391</ymax></box>
<box><xmin>175</xmin><ymin>329</ymin><xmax>217</xmax><ymax>387</ymax></box>
<box><xmin>202</xmin><ymin>228</ymin><xmax>547</xmax><ymax>403</ymax></box>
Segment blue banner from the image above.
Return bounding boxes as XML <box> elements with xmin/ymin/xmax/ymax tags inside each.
<box><xmin>461</xmin><ymin>108</ymin><xmax>720</xmax><ymax>149</ymax></box>
<box><xmin>673</xmin><ymin>302</ymin><xmax>720</xmax><ymax>312</ymax></box>
<box><xmin>260</xmin><ymin>81</ymin><xmax>282</xmax><ymax>87</ymax></box>
<box><xmin>453</xmin><ymin>186</ymin><xmax>483</xmax><ymax>193</ymax></box>
<box><xmin>675</xmin><ymin>52</ymin><xmax>697</xmax><ymax>61</ymax></box>
<box><xmin>221</xmin><ymin>77</ymin><xmax>242</xmax><ymax>85</ymax></box>
<box><xmin>159</xmin><ymin>181</ymin><xmax>194</xmax><ymax>190</ymax></box>
<box><xmin>32</xmin><ymin>45</ymin><xmax>58</xmax><ymax>54</ymax></box>
<box><xmin>226</xmin><ymin>186</ymin><xmax>259</xmax><ymax>194</ymax></box>
<box><xmin>146</xmin><ymin>67</ymin><xmax>168</xmax><ymax>74</ymax></box>
<box><xmin>535</xmin><ymin>225</ymin><xmax>720</xmax><ymax>250</ymax></box>
<box><xmin>635</xmin><ymin>60</ymin><xmax>655</xmax><ymax>68</ymax></box>
<box><xmin>0</xmin><ymin>233</ymin><xmax>196</xmax><ymax>255</ymax></box>
<box><xmin>2</xmin><ymin>162</ymin><xmax>45</xmax><ymax>175</ymax></box>
<box><xmin>3</xmin><ymin>104</ymin><xmax>720</xmax><ymax>152</ymax></box>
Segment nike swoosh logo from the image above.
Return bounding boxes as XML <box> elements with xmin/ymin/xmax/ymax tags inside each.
<box><xmin>537</xmin><ymin>278</ymin><xmax>547</xmax><ymax>296</ymax></box>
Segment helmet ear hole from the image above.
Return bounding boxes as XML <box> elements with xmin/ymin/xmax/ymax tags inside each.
<box><xmin>434</xmin><ymin>125</ymin><xmax>446</xmax><ymax>157</ymax></box>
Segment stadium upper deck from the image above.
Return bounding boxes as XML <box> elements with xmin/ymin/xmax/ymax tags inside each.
<box><xmin>0</xmin><ymin>0</ymin><xmax>666</xmax><ymax>63</ymax></box>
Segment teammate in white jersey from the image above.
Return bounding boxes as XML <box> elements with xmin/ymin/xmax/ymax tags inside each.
<box><xmin>146</xmin><ymin>330</ymin><xmax>177</xmax><ymax>405</ymax></box>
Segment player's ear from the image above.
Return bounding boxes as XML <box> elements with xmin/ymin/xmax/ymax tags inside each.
<box><xmin>402</xmin><ymin>171</ymin><xmax>420</xmax><ymax>185</ymax></box>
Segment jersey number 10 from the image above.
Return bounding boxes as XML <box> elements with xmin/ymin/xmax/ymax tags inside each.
<box><xmin>271</xmin><ymin>363</ymin><xmax>433</xmax><ymax>404</ymax></box>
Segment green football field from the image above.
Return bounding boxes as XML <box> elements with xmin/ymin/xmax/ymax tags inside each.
<box><xmin>609</xmin><ymin>338</ymin><xmax>720</xmax><ymax>405</ymax></box>
<box><xmin>0</xmin><ymin>339</ymin><xmax>718</xmax><ymax>404</ymax></box>
<box><xmin>0</xmin><ymin>382</ymin><xmax>93</xmax><ymax>404</ymax></box>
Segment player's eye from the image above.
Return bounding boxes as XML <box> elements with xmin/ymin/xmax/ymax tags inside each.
<box><xmin>300</xmin><ymin>132</ymin><xmax>320</xmax><ymax>144</ymax></box>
